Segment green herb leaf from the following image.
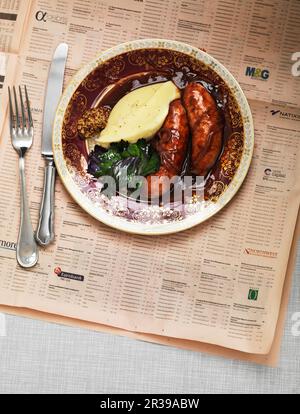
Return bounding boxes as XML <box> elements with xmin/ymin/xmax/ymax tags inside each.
<box><xmin>139</xmin><ymin>151</ymin><xmax>160</xmax><ymax>176</ymax></box>
<box><xmin>87</xmin><ymin>138</ymin><xmax>161</xmax><ymax>196</ymax></box>
<box><xmin>92</xmin><ymin>149</ymin><xmax>122</xmax><ymax>176</ymax></box>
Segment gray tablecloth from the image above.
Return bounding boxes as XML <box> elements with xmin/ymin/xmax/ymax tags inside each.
<box><xmin>0</xmin><ymin>244</ymin><xmax>299</xmax><ymax>394</ymax></box>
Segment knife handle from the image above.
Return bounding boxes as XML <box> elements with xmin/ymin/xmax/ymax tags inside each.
<box><xmin>36</xmin><ymin>158</ymin><xmax>56</xmax><ymax>246</ymax></box>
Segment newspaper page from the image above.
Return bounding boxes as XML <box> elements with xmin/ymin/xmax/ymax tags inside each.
<box><xmin>0</xmin><ymin>0</ymin><xmax>299</xmax><ymax>354</ymax></box>
<box><xmin>0</xmin><ymin>0</ymin><xmax>30</xmax><ymax>131</ymax></box>
<box><xmin>0</xmin><ymin>52</ymin><xmax>17</xmax><ymax>134</ymax></box>
<box><xmin>0</xmin><ymin>0</ymin><xmax>32</xmax><ymax>53</ymax></box>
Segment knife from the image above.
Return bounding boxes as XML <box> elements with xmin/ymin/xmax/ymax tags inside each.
<box><xmin>36</xmin><ymin>43</ymin><xmax>68</xmax><ymax>246</ymax></box>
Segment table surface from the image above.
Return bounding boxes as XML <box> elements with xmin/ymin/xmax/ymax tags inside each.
<box><xmin>0</xmin><ymin>244</ymin><xmax>299</xmax><ymax>394</ymax></box>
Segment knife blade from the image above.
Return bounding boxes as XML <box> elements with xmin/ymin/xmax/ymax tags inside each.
<box><xmin>36</xmin><ymin>43</ymin><xmax>68</xmax><ymax>246</ymax></box>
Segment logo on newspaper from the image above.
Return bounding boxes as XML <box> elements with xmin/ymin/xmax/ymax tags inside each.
<box><xmin>263</xmin><ymin>168</ymin><xmax>285</xmax><ymax>180</ymax></box>
<box><xmin>270</xmin><ymin>109</ymin><xmax>300</xmax><ymax>121</ymax></box>
<box><xmin>244</xmin><ymin>248</ymin><xmax>277</xmax><ymax>258</ymax></box>
<box><xmin>35</xmin><ymin>11</ymin><xmax>47</xmax><ymax>22</ymax></box>
<box><xmin>248</xmin><ymin>289</ymin><xmax>259</xmax><ymax>301</ymax></box>
<box><xmin>245</xmin><ymin>66</ymin><xmax>269</xmax><ymax>80</ymax></box>
<box><xmin>270</xmin><ymin>110</ymin><xmax>280</xmax><ymax>116</ymax></box>
<box><xmin>35</xmin><ymin>10</ymin><xmax>67</xmax><ymax>24</ymax></box>
<box><xmin>54</xmin><ymin>267</ymin><xmax>84</xmax><ymax>282</ymax></box>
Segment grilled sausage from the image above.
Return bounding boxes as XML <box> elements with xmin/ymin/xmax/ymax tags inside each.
<box><xmin>183</xmin><ymin>82</ymin><xmax>223</xmax><ymax>176</ymax></box>
<box><xmin>146</xmin><ymin>99</ymin><xmax>189</xmax><ymax>198</ymax></box>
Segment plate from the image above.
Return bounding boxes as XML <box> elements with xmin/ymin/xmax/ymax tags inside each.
<box><xmin>53</xmin><ymin>39</ymin><xmax>254</xmax><ymax>235</ymax></box>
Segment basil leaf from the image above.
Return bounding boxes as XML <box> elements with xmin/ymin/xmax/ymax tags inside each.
<box><xmin>127</xmin><ymin>143</ymin><xmax>141</xmax><ymax>157</ymax></box>
<box><xmin>112</xmin><ymin>157</ymin><xmax>139</xmax><ymax>180</ymax></box>
<box><xmin>99</xmin><ymin>148</ymin><xmax>122</xmax><ymax>162</ymax></box>
<box><xmin>92</xmin><ymin>149</ymin><xmax>122</xmax><ymax>177</ymax></box>
<box><xmin>110</xmin><ymin>140</ymin><xmax>128</xmax><ymax>153</ymax></box>
<box><xmin>139</xmin><ymin>151</ymin><xmax>160</xmax><ymax>176</ymax></box>
<box><xmin>112</xmin><ymin>157</ymin><xmax>143</xmax><ymax>192</ymax></box>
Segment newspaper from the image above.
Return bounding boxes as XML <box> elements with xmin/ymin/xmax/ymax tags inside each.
<box><xmin>0</xmin><ymin>0</ymin><xmax>299</xmax><ymax>358</ymax></box>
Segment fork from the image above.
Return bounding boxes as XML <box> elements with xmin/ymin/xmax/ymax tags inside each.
<box><xmin>8</xmin><ymin>86</ymin><xmax>38</xmax><ymax>268</ymax></box>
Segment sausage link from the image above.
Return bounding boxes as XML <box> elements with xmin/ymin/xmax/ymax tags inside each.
<box><xmin>183</xmin><ymin>82</ymin><xmax>223</xmax><ymax>176</ymax></box>
<box><xmin>146</xmin><ymin>99</ymin><xmax>189</xmax><ymax>198</ymax></box>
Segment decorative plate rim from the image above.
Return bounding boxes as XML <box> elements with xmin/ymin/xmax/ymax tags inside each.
<box><xmin>53</xmin><ymin>38</ymin><xmax>254</xmax><ymax>235</ymax></box>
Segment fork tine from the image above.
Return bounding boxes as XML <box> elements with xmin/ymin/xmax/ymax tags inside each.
<box><xmin>24</xmin><ymin>85</ymin><xmax>33</xmax><ymax>128</ymax></box>
<box><xmin>8</xmin><ymin>87</ymin><xmax>15</xmax><ymax>130</ymax></box>
<box><xmin>13</xmin><ymin>86</ymin><xmax>20</xmax><ymax>128</ymax></box>
<box><xmin>19</xmin><ymin>86</ymin><xmax>26</xmax><ymax>129</ymax></box>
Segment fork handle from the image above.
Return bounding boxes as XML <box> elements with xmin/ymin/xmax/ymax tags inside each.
<box><xmin>17</xmin><ymin>155</ymin><xmax>39</xmax><ymax>268</ymax></box>
<box><xmin>36</xmin><ymin>158</ymin><xmax>56</xmax><ymax>246</ymax></box>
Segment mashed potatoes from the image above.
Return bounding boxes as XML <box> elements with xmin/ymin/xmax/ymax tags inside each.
<box><xmin>95</xmin><ymin>81</ymin><xmax>180</xmax><ymax>147</ymax></box>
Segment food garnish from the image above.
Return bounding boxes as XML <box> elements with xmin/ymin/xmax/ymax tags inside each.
<box><xmin>87</xmin><ymin>139</ymin><xmax>160</xmax><ymax>194</ymax></box>
<box><xmin>77</xmin><ymin>107</ymin><xmax>110</xmax><ymax>139</ymax></box>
